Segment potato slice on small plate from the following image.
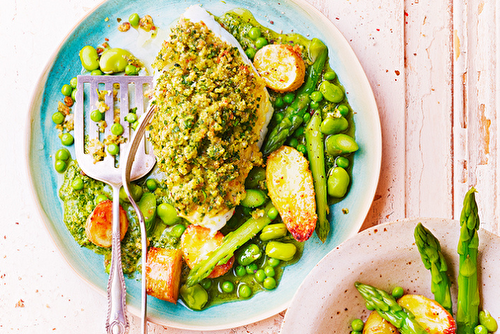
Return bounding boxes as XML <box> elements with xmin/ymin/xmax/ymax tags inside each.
<box><xmin>266</xmin><ymin>146</ymin><xmax>317</xmax><ymax>242</ymax></box>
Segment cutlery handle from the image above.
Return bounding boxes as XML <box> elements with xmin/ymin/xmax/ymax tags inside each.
<box><xmin>106</xmin><ymin>186</ymin><xmax>129</xmax><ymax>334</ymax></box>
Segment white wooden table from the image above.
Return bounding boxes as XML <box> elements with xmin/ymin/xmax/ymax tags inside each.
<box><xmin>2</xmin><ymin>0</ymin><xmax>497</xmax><ymax>332</ymax></box>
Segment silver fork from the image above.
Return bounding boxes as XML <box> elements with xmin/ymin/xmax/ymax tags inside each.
<box><xmin>74</xmin><ymin>75</ymin><xmax>155</xmax><ymax>334</ymax></box>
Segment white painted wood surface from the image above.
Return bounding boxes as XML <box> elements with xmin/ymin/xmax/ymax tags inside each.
<box><xmin>2</xmin><ymin>0</ymin><xmax>498</xmax><ymax>333</ymax></box>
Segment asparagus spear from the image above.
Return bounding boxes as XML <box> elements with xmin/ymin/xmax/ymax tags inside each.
<box><xmin>185</xmin><ymin>203</ymin><xmax>274</xmax><ymax>287</ymax></box>
<box><xmin>355</xmin><ymin>282</ymin><xmax>428</xmax><ymax>334</ymax></box>
<box><xmin>414</xmin><ymin>222</ymin><xmax>453</xmax><ymax>315</ymax></box>
<box><xmin>305</xmin><ymin>111</ymin><xmax>329</xmax><ymax>242</ymax></box>
<box><xmin>262</xmin><ymin>38</ymin><xmax>328</xmax><ymax>156</ymax></box>
<box><xmin>457</xmin><ymin>187</ymin><xmax>480</xmax><ymax>334</ymax></box>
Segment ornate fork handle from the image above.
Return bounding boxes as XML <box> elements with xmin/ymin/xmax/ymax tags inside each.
<box><xmin>106</xmin><ymin>186</ymin><xmax>129</xmax><ymax>334</ymax></box>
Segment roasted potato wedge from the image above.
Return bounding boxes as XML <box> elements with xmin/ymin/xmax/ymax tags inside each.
<box><xmin>180</xmin><ymin>225</ymin><xmax>234</xmax><ymax>278</ymax></box>
<box><xmin>398</xmin><ymin>294</ymin><xmax>456</xmax><ymax>334</ymax></box>
<box><xmin>145</xmin><ymin>247</ymin><xmax>183</xmax><ymax>304</ymax></box>
<box><xmin>363</xmin><ymin>311</ymin><xmax>399</xmax><ymax>334</ymax></box>
<box><xmin>266</xmin><ymin>146</ymin><xmax>317</xmax><ymax>242</ymax></box>
<box><xmin>253</xmin><ymin>44</ymin><xmax>306</xmax><ymax>92</ymax></box>
<box><xmin>85</xmin><ymin>200</ymin><xmax>128</xmax><ymax>248</ymax></box>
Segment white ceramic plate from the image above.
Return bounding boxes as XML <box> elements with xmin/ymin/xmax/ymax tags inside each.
<box><xmin>281</xmin><ymin>218</ymin><xmax>500</xmax><ymax>333</ymax></box>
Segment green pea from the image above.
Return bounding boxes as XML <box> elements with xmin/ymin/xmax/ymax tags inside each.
<box><xmin>54</xmin><ymin>160</ymin><xmax>67</xmax><ymax>173</ymax></box>
<box><xmin>265</xmin><ymin>241</ymin><xmax>297</xmax><ymax>261</ymax></box>
<box><xmin>180</xmin><ymin>284</ymin><xmax>208</xmax><ymax>310</ymax></box>
<box><xmin>336</xmin><ymin>156</ymin><xmax>350</xmax><ymax>169</ymax></box>
<box><xmin>71</xmin><ymin>178</ymin><xmax>84</xmax><ymax>190</ymax></box>
<box><xmin>324</xmin><ymin>71</ymin><xmax>336</xmax><ymax>81</ymax></box>
<box><xmin>125</xmin><ymin>64</ymin><xmax>138</xmax><ymax>75</ymax></box>
<box><xmin>237</xmin><ymin>243</ymin><xmax>262</xmax><ymax>266</ymax></box>
<box><xmin>119</xmin><ymin>183</ymin><xmax>143</xmax><ymax>202</ymax></box>
<box><xmin>157</xmin><ymin>202</ymin><xmax>179</xmax><ymax>225</ymax></box>
<box><xmin>310</xmin><ymin>91</ymin><xmax>323</xmax><ymax>102</ymax></box>
<box><xmin>351</xmin><ymin>332</ymin><xmax>362</xmax><ymax>334</ymax></box>
<box><xmin>138</xmin><ymin>192</ymin><xmax>157</xmax><ymax>231</ymax></box>
<box><xmin>351</xmin><ymin>318</ymin><xmax>364</xmax><ymax>331</ymax></box>
<box><xmin>474</xmin><ymin>325</ymin><xmax>488</xmax><ymax>334</ymax></box>
<box><xmin>391</xmin><ymin>286</ymin><xmax>404</xmax><ymax>299</ymax></box>
<box><xmin>319</xmin><ymin>81</ymin><xmax>344</xmax><ymax>103</ymax></box>
<box><xmin>235</xmin><ymin>265</ymin><xmax>246</xmax><ymax>277</ymax></box>
<box><xmin>264</xmin><ymin>266</ymin><xmax>275</xmax><ymax>277</ymax></box>
<box><xmin>55</xmin><ymin>148</ymin><xmax>71</xmax><ymax>161</ymax></box>
<box><xmin>95</xmin><ymin>194</ymin><xmax>108</xmax><ymax>204</ymax></box>
<box><xmin>79</xmin><ymin>45</ymin><xmax>100</xmax><ymax>71</ymax></box>
<box><xmin>268</xmin><ymin>258</ymin><xmax>280</xmax><ymax>267</ymax></box>
<box><xmin>61</xmin><ymin>133</ymin><xmax>74</xmax><ymax>146</ymax></box>
<box><xmin>245</xmin><ymin>263</ymin><xmax>258</xmax><ymax>275</ymax></box>
<box><xmin>90</xmin><ymin>109</ymin><xmax>103</xmax><ymax>122</ymax></box>
<box><xmin>267</xmin><ymin>207</ymin><xmax>279</xmax><ymax>220</ymax></box>
<box><xmin>99</xmin><ymin>48</ymin><xmax>133</xmax><ymax>74</ymax></box>
<box><xmin>263</xmin><ymin>277</ymin><xmax>277</xmax><ymax>290</ymax></box>
<box><xmin>479</xmin><ymin>310</ymin><xmax>498</xmax><ymax>332</ymax></box>
<box><xmin>254</xmin><ymin>269</ymin><xmax>266</xmax><ymax>282</ymax></box>
<box><xmin>111</xmin><ymin>123</ymin><xmax>124</xmax><ymax>135</ymax></box>
<box><xmin>245</xmin><ymin>47</ymin><xmax>256</xmax><ymax>60</ymax></box>
<box><xmin>71</xmin><ymin>89</ymin><xmax>77</xmax><ymax>101</ymax></box>
<box><xmin>248</xmin><ymin>27</ymin><xmax>262</xmax><ymax>40</ymax></box>
<box><xmin>327</xmin><ymin>167</ymin><xmax>350</xmax><ymax>198</ymax></box>
<box><xmin>274</xmin><ymin>96</ymin><xmax>284</xmax><ymax>108</ymax></box>
<box><xmin>170</xmin><ymin>224</ymin><xmax>186</xmax><ymax>238</ymax></box>
<box><xmin>320</xmin><ymin>116</ymin><xmax>348</xmax><ymax>135</ymax></box>
<box><xmin>255</xmin><ymin>37</ymin><xmax>268</xmax><ymax>49</ymax></box>
<box><xmin>52</xmin><ymin>112</ymin><xmax>65</xmax><ymax>124</ymax></box>
<box><xmin>200</xmin><ymin>279</ymin><xmax>212</xmax><ymax>290</ymax></box>
<box><xmin>283</xmin><ymin>93</ymin><xmax>295</xmax><ymax>104</ymax></box>
<box><xmin>337</xmin><ymin>104</ymin><xmax>349</xmax><ymax>117</ymax></box>
<box><xmin>293</xmin><ymin>126</ymin><xmax>305</xmax><ymax>137</ymax></box>
<box><xmin>91</xmin><ymin>69</ymin><xmax>103</xmax><ymax>76</ymax></box>
<box><xmin>70</xmin><ymin>77</ymin><xmax>78</xmax><ymax>89</ymax></box>
<box><xmin>146</xmin><ymin>179</ymin><xmax>157</xmax><ymax>191</ymax></box>
<box><xmin>241</xmin><ymin>189</ymin><xmax>266</xmax><ymax>208</ymax></box>
<box><xmin>303</xmin><ymin>112</ymin><xmax>311</xmax><ymax>124</ymax></box>
<box><xmin>107</xmin><ymin>143</ymin><xmax>119</xmax><ymax>155</ymax></box>
<box><xmin>288</xmin><ymin>138</ymin><xmax>298</xmax><ymax>148</ymax></box>
<box><xmin>296</xmin><ymin>144</ymin><xmax>307</xmax><ymax>155</ymax></box>
<box><xmin>326</xmin><ymin>134</ymin><xmax>359</xmax><ymax>155</ymax></box>
<box><xmin>129</xmin><ymin>13</ymin><xmax>140</xmax><ymax>27</ymax></box>
<box><xmin>260</xmin><ymin>223</ymin><xmax>287</xmax><ymax>241</ymax></box>
<box><xmin>275</xmin><ymin>112</ymin><xmax>284</xmax><ymax>123</ymax></box>
<box><xmin>221</xmin><ymin>281</ymin><xmax>234</xmax><ymax>293</ymax></box>
<box><xmin>125</xmin><ymin>112</ymin><xmax>138</xmax><ymax>123</ymax></box>
<box><xmin>310</xmin><ymin>101</ymin><xmax>319</xmax><ymax>110</ymax></box>
<box><xmin>238</xmin><ymin>284</ymin><xmax>252</xmax><ymax>298</ymax></box>
<box><xmin>245</xmin><ymin>167</ymin><xmax>266</xmax><ymax>189</ymax></box>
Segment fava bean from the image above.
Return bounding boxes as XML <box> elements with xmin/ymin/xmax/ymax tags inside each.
<box><xmin>319</xmin><ymin>81</ymin><xmax>344</xmax><ymax>103</ymax></box>
<box><xmin>245</xmin><ymin>167</ymin><xmax>266</xmax><ymax>189</ymax></box>
<box><xmin>54</xmin><ymin>160</ymin><xmax>67</xmax><ymax>173</ymax></box>
<box><xmin>263</xmin><ymin>277</ymin><xmax>276</xmax><ymax>290</ymax></box>
<box><xmin>180</xmin><ymin>284</ymin><xmax>208</xmax><ymax>310</ymax></box>
<box><xmin>479</xmin><ymin>310</ymin><xmax>498</xmax><ymax>332</ymax></box>
<box><xmin>61</xmin><ymin>133</ymin><xmax>74</xmax><ymax>146</ymax></box>
<box><xmin>79</xmin><ymin>45</ymin><xmax>100</xmax><ymax>71</ymax></box>
<box><xmin>119</xmin><ymin>183</ymin><xmax>143</xmax><ymax>202</ymax></box>
<box><xmin>52</xmin><ymin>112</ymin><xmax>65</xmax><ymax>124</ymax></box>
<box><xmin>474</xmin><ymin>325</ymin><xmax>488</xmax><ymax>334</ymax></box>
<box><xmin>138</xmin><ymin>192</ymin><xmax>157</xmax><ymax>231</ymax></box>
<box><xmin>237</xmin><ymin>243</ymin><xmax>262</xmax><ymax>266</ymax></box>
<box><xmin>55</xmin><ymin>148</ymin><xmax>71</xmax><ymax>161</ymax></box>
<box><xmin>324</xmin><ymin>71</ymin><xmax>336</xmax><ymax>81</ymax></box>
<box><xmin>325</xmin><ymin>134</ymin><xmax>359</xmax><ymax>155</ymax></box>
<box><xmin>241</xmin><ymin>189</ymin><xmax>266</xmax><ymax>208</ymax></box>
<box><xmin>320</xmin><ymin>116</ymin><xmax>348</xmax><ymax>135</ymax></box>
<box><xmin>170</xmin><ymin>224</ymin><xmax>186</xmax><ymax>238</ymax></box>
<box><xmin>99</xmin><ymin>48</ymin><xmax>133</xmax><ymax>74</ymax></box>
<box><xmin>336</xmin><ymin>156</ymin><xmax>349</xmax><ymax>169</ymax></box>
<box><xmin>327</xmin><ymin>167</ymin><xmax>350</xmax><ymax>198</ymax></box>
<box><xmin>91</xmin><ymin>69</ymin><xmax>103</xmax><ymax>76</ymax></box>
<box><xmin>260</xmin><ymin>223</ymin><xmax>287</xmax><ymax>241</ymax></box>
<box><xmin>157</xmin><ymin>202</ymin><xmax>179</xmax><ymax>226</ymax></box>
<box><xmin>265</xmin><ymin>241</ymin><xmax>296</xmax><ymax>261</ymax></box>
<box><xmin>238</xmin><ymin>284</ymin><xmax>252</xmax><ymax>298</ymax></box>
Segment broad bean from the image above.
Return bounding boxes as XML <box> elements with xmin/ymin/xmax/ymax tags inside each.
<box><xmin>138</xmin><ymin>192</ymin><xmax>156</xmax><ymax>231</ymax></box>
<box><xmin>319</xmin><ymin>81</ymin><xmax>344</xmax><ymax>103</ymax></box>
<box><xmin>241</xmin><ymin>189</ymin><xmax>266</xmax><ymax>208</ymax></box>
<box><xmin>265</xmin><ymin>241</ymin><xmax>296</xmax><ymax>261</ymax></box>
<box><xmin>479</xmin><ymin>310</ymin><xmax>498</xmax><ymax>332</ymax></box>
<box><xmin>320</xmin><ymin>116</ymin><xmax>348</xmax><ymax>135</ymax></box>
<box><xmin>325</xmin><ymin>134</ymin><xmax>359</xmax><ymax>155</ymax></box>
<box><xmin>157</xmin><ymin>202</ymin><xmax>179</xmax><ymax>225</ymax></box>
<box><xmin>119</xmin><ymin>184</ymin><xmax>143</xmax><ymax>202</ymax></box>
<box><xmin>99</xmin><ymin>48</ymin><xmax>133</xmax><ymax>74</ymax></box>
<box><xmin>327</xmin><ymin>167</ymin><xmax>350</xmax><ymax>198</ymax></box>
<box><xmin>180</xmin><ymin>284</ymin><xmax>208</xmax><ymax>310</ymax></box>
<box><xmin>259</xmin><ymin>223</ymin><xmax>287</xmax><ymax>241</ymax></box>
<box><xmin>79</xmin><ymin>45</ymin><xmax>100</xmax><ymax>71</ymax></box>
<box><xmin>245</xmin><ymin>167</ymin><xmax>266</xmax><ymax>189</ymax></box>
<box><xmin>237</xmin><ymin>243</ymin><xmax>262</xmax><ymax>266</ymax></box>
